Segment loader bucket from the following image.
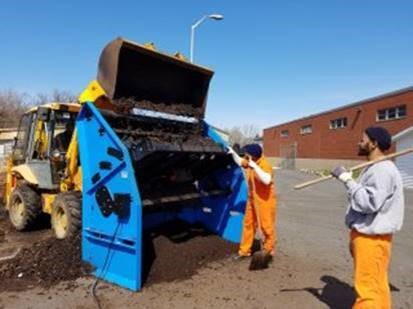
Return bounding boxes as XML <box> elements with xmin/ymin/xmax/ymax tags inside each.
<box><xmin>97</xmin><ymin>37</ymin><xmax>214</xmax><ymax>118</ymax></box>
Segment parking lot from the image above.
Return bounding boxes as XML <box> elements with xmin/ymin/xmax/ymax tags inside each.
<box><xmin>1</xmin><ymin>169</ymin><xmax>412</xmax><ymax>309</ymax></box>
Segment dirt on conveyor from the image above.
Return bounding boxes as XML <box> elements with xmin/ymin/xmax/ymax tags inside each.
<box><xmin>106</xmin><ymin>98</ymin><xmax>219</xmax><ymax>149</ymax></box>
<box><xmin>114</xmin><ymin>98</ymin><xmax>203</xmax><ymax>119</ymax></box>
<box><xmin>0</xmin><ymin>214</ymin><xmax>237</xmax><ymax>292</ymax></box>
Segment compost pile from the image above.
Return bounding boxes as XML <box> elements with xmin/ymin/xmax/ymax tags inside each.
<box><xmin>0</xmin><ymin>234</ymin><xmax>90</xmax><ymax>291</ymax></box>
<box><xmin>143</xmin><ymin>221</ymin><xmax>238</xmax><ymax>286</ymax></box>
<box><xmin>0</xmin><ymin>216</ymin><xmax>237</xmax><ymax>292</ymax></box>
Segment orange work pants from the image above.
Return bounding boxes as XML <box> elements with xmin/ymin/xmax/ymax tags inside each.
<box><xmin>350</xmin><ymin>229</ymin><xmax>393</xmax><ymax>309</ymax></box>
<box><xmin>239</xmin><ymin>199</ymin><xmax>276</xmax><ymax>256</ymax></box>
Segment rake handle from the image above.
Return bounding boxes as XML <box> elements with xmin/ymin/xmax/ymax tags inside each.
<box><xmin>294</xmin><ymin>147</ymin><xmax>413</xmax><ymax>190</ymax></box>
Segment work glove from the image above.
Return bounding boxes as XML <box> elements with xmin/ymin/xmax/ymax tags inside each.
<box><xmin>248</xmin><ymin>160</ymin><xmax>258</xmax><ymax>169</ymax></box>
<box><xmin>227</xmin><ymin>146</ymin><xmax>242</xmax><ymax>167</ymax></box>
<box><xmin>331</xmin><ymin>166</ymin><xmax>353</xmax><ymax>183</ymax></box>
<box><xmin>247</xmin><ymin>159</ymin><xmax>272</xmax><ymax>185</ymax></box>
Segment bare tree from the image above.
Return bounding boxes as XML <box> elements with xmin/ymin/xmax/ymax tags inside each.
<box><xmin>34</xmin><ymin>89</ymin><xmax>78</xmax><ymax>105</ymax></box>
<box><xmin>240</xmin><ymin>124</ymin><xmax>260</xmax><ymax>144</ymax></box>
<box><xmin>226</xmin><ymin>124</ymin><xmax>261</xmax><ymax>146</ymax></box>
<box><xmin>0</xmin><ymin>90</ymin><xmax>30</xmax><ymax>128</ymax></box>
<box><xmin>0</xmin><ymin>89</ymin><xmax>78</xmax><ymax>128</ymax></box>
<box><xmin>227</xmin><ymin>127</ymin><xmax>244</xmax><ymax>146</ymax></box>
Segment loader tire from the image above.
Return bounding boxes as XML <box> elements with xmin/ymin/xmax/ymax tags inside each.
<box><xmin>8</xmin><ymin>184</ymin><xmax>42</xmax><ymax>231</ymax></box>
<box><xmin>51</xmin><ymin>192</ymin><xmax>81</xmax><ymax>240</ymax></box>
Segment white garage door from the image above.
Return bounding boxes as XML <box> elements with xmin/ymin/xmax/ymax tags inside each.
<box><xmin>396</xmin><ymin>132</ymin><xmax>413</xmax><ymax>189</ymax></box>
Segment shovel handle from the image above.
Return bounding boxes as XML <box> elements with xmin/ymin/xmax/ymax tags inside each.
<box><xmin>294</xmin><ymin>147</ymin><xmax>413</xmax><ymax>190</ymax></box>
<box><xmin>249</xmin><ymin>176</ymin><xmax>265</xmax><ymax>241</ymax></box>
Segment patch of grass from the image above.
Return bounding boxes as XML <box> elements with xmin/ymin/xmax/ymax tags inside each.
<box><xmin>351</xmin><ymin>169</ymin><xmax>362</xmax><ymax>179</ymax></box>
<box><xmin>320</xmin><ymin>169</ymin><xmax>330</xmax><ymax>177</ymax></box>
<box><xmin>314</xmin><ymin>168</ymin><xmax>361</xmax><ymax>179</ymax></box>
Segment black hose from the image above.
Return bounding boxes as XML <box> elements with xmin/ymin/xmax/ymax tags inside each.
<box><xmin>91</xmin><ymin>222</ymin><xmax>121</xmax><ymax>309</ymax></box>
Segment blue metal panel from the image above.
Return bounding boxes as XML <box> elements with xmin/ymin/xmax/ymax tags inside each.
<box><xmin>76</xmin><ymin>103</ymin><xmax>247</xmax><ymax>292</ymax></box>
<box><xmin>195</xmin><ymin>122</ymin><xmax>248</xmax><ymax>243</ymax></box>
<box><xmin>77</xmin><ymin>103</ymin><xmax>142</xmax><ymax>291</ymax></box>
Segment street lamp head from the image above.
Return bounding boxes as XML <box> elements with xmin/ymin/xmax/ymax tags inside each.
<box><xmin>208</xmin><ymin>14</ymin><xmax>224</xmax><ymax>20</ymax></box>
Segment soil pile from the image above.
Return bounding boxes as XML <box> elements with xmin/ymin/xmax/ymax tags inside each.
<box><xmin>143</xmin><ymin>222</ymin><xmax>238</xmax><ymax>286</ymax></box>
<box><xmin>0</xmin><ymin>234</ymin><xmax>90</xmax><ymax>292</ymax></box>
<box><xmin>0</xmin><ymin>219</ymin><xmax>238</xmax><ymax>292</ymax></box>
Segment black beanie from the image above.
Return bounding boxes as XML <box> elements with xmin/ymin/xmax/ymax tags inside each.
<box><xmin>243</xmin><ymin>143</ymin><xmax>263</xmax><ymax>158</ymax></box>
<box><xmin>365</xmin><ymin>126</ymin><xmax>392</xmax><ymax>151</ymax></box>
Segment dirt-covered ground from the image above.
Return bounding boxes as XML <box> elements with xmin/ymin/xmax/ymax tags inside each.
<box><xmin>1</xmin><ymin>170</ymin><xmax>412</xmax><ymax>309</ymax></box>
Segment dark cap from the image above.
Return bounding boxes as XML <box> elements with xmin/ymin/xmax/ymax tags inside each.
<box><xmin>365</xmin><ymin>126</ymin><xmax>392</xmax><ymax>151</ymax></box>
<box><xmin>242</xmin><ymin>143</ymin><xmax>263</xmax><ymax>158</ymax></box>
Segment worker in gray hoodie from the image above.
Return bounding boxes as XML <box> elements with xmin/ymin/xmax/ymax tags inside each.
<box><xmin>331</xmin><ymin>126</ymin><xmax>404</xmax><ymax>309</ymax></box>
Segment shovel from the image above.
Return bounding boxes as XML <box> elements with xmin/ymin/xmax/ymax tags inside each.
<box><xmin>249</xmin><ymin>178</ymin><xmax>272</xmax><ymax>271</ymax></box>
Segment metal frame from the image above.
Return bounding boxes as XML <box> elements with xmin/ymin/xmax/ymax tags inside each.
<box><xmin>77</xmin><ymin>102</ymin><xmax>248</xmax><ymax>291</ymax></box>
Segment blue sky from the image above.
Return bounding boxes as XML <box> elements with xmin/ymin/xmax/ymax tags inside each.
<box><xmin>1</xmin><ymin>1</ymin><xmax>412</xmax><ymax>130</ymax></box>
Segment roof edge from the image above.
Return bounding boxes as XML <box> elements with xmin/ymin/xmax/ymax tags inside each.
<box><xmin>392</xmin><ymin>126</ymin><xmax>413</xmax><ymax>142</ymax></box>
<box><xmin>264</xmin><ymin>86</ymin><xmax>413</xmax><ymax>131</ymax></box>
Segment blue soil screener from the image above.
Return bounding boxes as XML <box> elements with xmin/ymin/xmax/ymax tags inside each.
<box><xmin>76</xmin><ymin>38</ymin><xmax>248</xmax><ymax>291</ymax></box>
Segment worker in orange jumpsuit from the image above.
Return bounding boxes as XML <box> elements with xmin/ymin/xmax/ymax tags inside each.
<box><xmin>331</xmin><ymin>127</ymin><xmax>405</xmax><ymax>308</ymax></box>
<box><xmin>228</xmin><ymin>143</ymin><xmax>277</xmax><ymax>258</ymax></box>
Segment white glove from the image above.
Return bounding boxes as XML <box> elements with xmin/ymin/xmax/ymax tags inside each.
<box><xmin>227</xmin><ymin>146</ymin><xmax>242</xmax><ymax>167</ymax></box>
<box><xmin>227</xmin><ymin>146</ymin><xmax>235</xmax><ymax>155</ymax></box>
<box><xmin>339</xmin><ymin>172</ymin><xmax>353</xmax><ymax>183</ymax></box>
<box><xmin>248</xmin><ymin>160</ymin><xmax>258</xmax><ymax>169</ymax></box>
<box><xmin>248</xmin><ymin>159</ymin><xmax>272</xmax><ymax>185</ymax></box>
<box><xmin>331</xmin><ymin>166</ymin><xmax>353</xmax><ymax>183</ymax></box>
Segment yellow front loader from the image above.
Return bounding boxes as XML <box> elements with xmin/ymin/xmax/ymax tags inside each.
<box><xmin>3</xmin><ymin>102</ymin><xmax>83</xmax><ymax>238</ymax></box>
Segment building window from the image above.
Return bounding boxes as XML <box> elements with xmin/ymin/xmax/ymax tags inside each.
<box><xmin>300</xmin><ymin>125</ymin><xmax>312</xmax><ymax>135</ymax></box>
<box><xmin>330</xmin><ymin>117</ymin><xmax>347</xmax><ymax>129</ymax></box>
<box><xmin>377</xmin><ymin>105</ymin><xmax>406</xmax><ymax>122</ymax></box>
<box><xmin>281</xmin><ymin>130</ymin><xmax>289</xmax><ymax>137</ymax></box>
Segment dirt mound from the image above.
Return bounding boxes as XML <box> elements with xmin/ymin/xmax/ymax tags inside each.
<box><xmin>143</xmin><ymin>222</ymin><xmax>238</xmax><ymax>286</ymax></box>
<box><xmin>0</xmin><ymin>220</ymin><xmax>238</xmax><ymax>292</ymax></box>
<box><xmin>0</xmin><ymin>235</ymin><xmax>90</xmax><ymax>292</ymax></box>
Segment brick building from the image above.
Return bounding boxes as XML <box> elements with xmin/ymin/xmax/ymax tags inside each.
<box><xmin>263</xmin><ymin>86</ymin><xmax>413</xmax><ymax>170</ymax></box>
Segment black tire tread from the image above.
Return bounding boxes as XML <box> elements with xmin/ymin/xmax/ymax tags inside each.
<box><xmin>51</xmin><ymin>192</ymin><xmax>82</xmax><ymax>239</ymax></box>
<box><xmin>8</xmin><ymin>184</ymin><xmax>41</xmax><ymax>230</ymax></box>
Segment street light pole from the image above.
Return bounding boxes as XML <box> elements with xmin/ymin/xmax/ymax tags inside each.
<box><xmin>190</xmin><ymin>14</ymin><xmax>224</xmax><ymax>63</ymax></box>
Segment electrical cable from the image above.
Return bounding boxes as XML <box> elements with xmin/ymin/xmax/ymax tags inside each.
<box><xmin>91</xmin><ymin>221</ymin><xmax>121</xmax><ymax>309</ymax></box>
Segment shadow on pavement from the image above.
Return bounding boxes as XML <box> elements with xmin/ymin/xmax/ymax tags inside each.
<box><xmin>281</xmin><ymin>275</ymin><xmax>355</xmax><ymax>309</ymax></box>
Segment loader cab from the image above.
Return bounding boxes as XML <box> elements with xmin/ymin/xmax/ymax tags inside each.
<box><xmin>10</xmin><ymin>104</ymin><xmax>79</xmax><ymax>188</ymax></box>
<box><xmin>51</xmin><ymin>111</ymin><xmax>76</xmax><ymax>154</ymax></box>
<box><xmin>12</xmin><ymin>111</ymin><xmax>35</xmax><ymax>165</ymax></box>
<box><xmin>12</xmin><ymin>107</ymin><xmax>77</xmax><ymax>163</ymax></box>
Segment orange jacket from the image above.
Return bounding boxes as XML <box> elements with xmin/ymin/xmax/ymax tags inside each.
<box><xmin>242</xmin><ymin>156</ymin><xmax>276</xmax><ymax>205</ymax></box>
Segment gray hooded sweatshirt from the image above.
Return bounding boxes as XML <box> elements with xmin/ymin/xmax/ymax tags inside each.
<box><xmin>345</xmin><ymin>160</ymin><xmax>404</xmax><ymax>235</ymax></box>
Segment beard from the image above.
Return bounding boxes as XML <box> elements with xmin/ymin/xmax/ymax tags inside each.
<box><xmin>358</xmin><ymin>145</ymin><xmax>370</xmax><ymax>156</ymax></box>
